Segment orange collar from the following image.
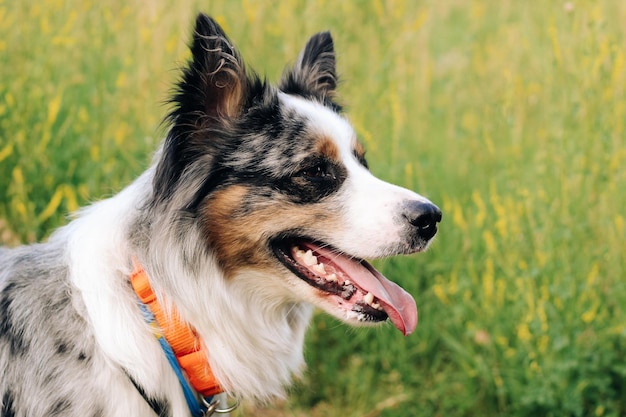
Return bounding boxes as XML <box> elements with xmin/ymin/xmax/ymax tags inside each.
<box><xmin>129</xmin><ymin>259</ymin><xmax>223</xmax><ymax>399</ymax></box>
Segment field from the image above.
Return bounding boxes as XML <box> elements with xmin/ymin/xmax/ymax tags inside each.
<box><xmin>1</xmin><ymin>1</ymin><xmax>625</xmax><ymax>416</ymax></box>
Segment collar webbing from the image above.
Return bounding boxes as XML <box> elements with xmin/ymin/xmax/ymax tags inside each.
<box><xmin>129</xmin><ymin>259</ymin><xmax>223</xmax><ymax>415</ymax></box>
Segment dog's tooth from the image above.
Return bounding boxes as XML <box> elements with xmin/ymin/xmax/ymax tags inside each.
<box><xmin>312</xmin><ymin>263</ymin><xmax>326</xmax><ymax>275</ymax></box>
<box><xmin>371</xmin><ymin>302</ymin><xmax>382</xmax><ymax>310</ymax></box>
<box><xmin>294</xmin><ymin>248</ymin><xmax>306</xmax><ymax>259</ymax></box>
<box><xmin>364</xmin><ymin>292</ymin><xmax>374</xmax><ymax>306</ymax></box>
<box><xmin>303</xmin><ymin>250</ymin><xmax>318</xmax><ymax>266</ymax></box>
<box><xmin>344</xmin><ymin>279</ymin><xmax>351</xmax><ymax>286</ymax></box>
<box><xmin>327</xmin><ymin>273</ymin><xmax>338</xmax><ymax>282</ymax></box>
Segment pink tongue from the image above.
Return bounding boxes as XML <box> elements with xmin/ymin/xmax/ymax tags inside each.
<box><xmin>308</xmin><ymin>244</ymin><xmax>418</xmax><ymax>336</ymax></box>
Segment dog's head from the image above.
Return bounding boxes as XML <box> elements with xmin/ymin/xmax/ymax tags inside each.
<box><xmin>151</xmin><ymin>14</ymin><xmax>441</xmax><ymax>336</ymax></box>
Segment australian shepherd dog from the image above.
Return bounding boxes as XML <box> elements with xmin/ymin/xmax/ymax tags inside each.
<box><xmin>0</xmin><ymin>14</ymin><xmax>441</xmax><ymax>417</ymax></box>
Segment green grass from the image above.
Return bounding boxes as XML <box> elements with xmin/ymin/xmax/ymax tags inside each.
<box><xmin>1</xmin><ymin>1</ymin><xmax>625</xmax><ymax>416</ymax></box>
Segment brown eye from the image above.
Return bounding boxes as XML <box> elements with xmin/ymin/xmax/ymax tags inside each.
<box><xmin>282</xmin><ymin>157</ymin><xmax>346</xmax><ymax>203</ymax></box>
<box><xmin>299</xmin><ymin>163</ymin><xmax>337</xmax><ymax>182</ymax></box>
<box><xmin>302</xmin><ymin>165</ymin><xmax>326</xmax><ymax>178</ymax></box>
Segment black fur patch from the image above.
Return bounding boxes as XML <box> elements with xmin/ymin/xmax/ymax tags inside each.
<box><xmin>1</xmin><ymin>390</ymin><xmax>16</xmax><ymax>417</ymax></box>
<box><xmin>48</xmin><ymin>398</ymin><xmax>71</xmax><ymax>416</ymax></box>
<box><xmin>275</xmin><ymin>155</ymin><xmax>347</xmax><ymax>203</ymax></box>
<box><xmin>56</xmin><ymin>340</ymin><xmax>69</xmax><ymax>355</ymax></box>
<box><xmin>0</xmin><ymin>283</ymin><xmax>30</xmax><ymax>356</ymax></box>
<box><xmin>44</xmin><ymin>368</ymin><xmax>61</xmax><ymax>385</ymax></box>
<box><xmin>353</xmin><ymin>149</ymin><xmax>369</xmax><ymax>169</ymax></box>
<box><xmin>126</xmin><ymin>373</ymin><xmax>171</xmax><ymax>417</ymax></box>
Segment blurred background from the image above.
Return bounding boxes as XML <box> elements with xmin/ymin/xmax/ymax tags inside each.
<box><xmin>1</xmin><ymin>1</ymin><xmax>625</xmax><ymax>416</ymax></box>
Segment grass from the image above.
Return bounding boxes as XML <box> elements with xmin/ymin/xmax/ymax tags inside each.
<box><xmin>1</xmin><ymin>0</ymin><xmax>626</xmax><ymax>416</ymax></box>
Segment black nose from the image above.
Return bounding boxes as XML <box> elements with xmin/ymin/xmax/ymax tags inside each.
<box><xmin>404</xmin><ymin>201</ymin><xmax>442</xmax><ymax>241</ymax></box>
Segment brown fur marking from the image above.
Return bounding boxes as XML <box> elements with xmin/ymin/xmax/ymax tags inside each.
<box><xmin>201</xmin><ymin>184</ymin><xmax>342</xmax><ymax>279</ymax></box>
<box><xmin>315</xmin><ymin>137</ymin><xmax>340</xmax><ymax>161</ymax></box>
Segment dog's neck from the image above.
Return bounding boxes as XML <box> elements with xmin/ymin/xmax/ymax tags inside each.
<box><xmin>65</xmin><ymin>173</ymin><xmax>314</xmax><ymax>405</ymax></box>
<box><xmin>155</xmin><ymin>263</ymin><xmax>314</xmax><ymax>401</ymax></box>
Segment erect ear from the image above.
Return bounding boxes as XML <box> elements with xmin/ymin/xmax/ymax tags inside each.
<box><xmin>155</xmin><ymin>15</ymin><xmax>261</xmax><ymax>205</ymax></box>
<box><xmin>171</xmin><ymin>14</ymin><xmax>250</xmax><ymax>124</ymax></box>
<box><xmin>279</xmin><ymin>31</ymin><xmax>338</xmax><ymax>103</ymax></box>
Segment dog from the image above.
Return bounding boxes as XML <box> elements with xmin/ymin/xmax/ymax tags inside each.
<box><xmin>0</xmin><ymin>14</ymin><xmax>441</xmax><ymax>417</ymax></box>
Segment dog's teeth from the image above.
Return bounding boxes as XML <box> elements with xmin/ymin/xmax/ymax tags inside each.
<box><xmin>371</xmin><ymin>302</ymin><xmax>382</xmax><ymax>310</ymax></box>
<box><xmin>294</xmin><ymin>248</ymin><xmax>306</xmax><ymax>259</ymax></box>
<box><xmin>302</xmin><ymin>250</ymin><xmax>318</xmax><ymax>266</ymax></box>
<box><xmin>327</xmin><ymin>273</ymin><xmax>338</xmax><ymax>282</ymax></box>
<box><xmin>344</xmin><ymin>279</ymin><xmax>351</xmax><ymax>286</ymax></box>
<box><xmin>312</xmin><ymin>263</ymin><xmax>326</xmax><ymax>275</ymax></box>
<box><xmin>364</xmin><ymin>292</ymin><xmax>374</xmax><ymax>306</ymax></box>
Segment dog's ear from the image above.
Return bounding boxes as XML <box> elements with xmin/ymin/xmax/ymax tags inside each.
<box><xmin>172</xmin><ymin>14</ymin><xmax>250</xmax><ymax>123</ymax></box>
<box><xmin>279</xmin><ymin>32</ymin><xmax>338</xmax><ymax>103</ymax></box>
<box><xmin>155</xmin><ymin>14</ymin><xmax>263</xmax><ymax>205</ymax></box>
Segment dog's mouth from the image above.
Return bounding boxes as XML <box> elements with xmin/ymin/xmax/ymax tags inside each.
<box><xmin>272</xmin><ymin>238</ymin><xmax>417</xmax><ymax>335</ymax></box>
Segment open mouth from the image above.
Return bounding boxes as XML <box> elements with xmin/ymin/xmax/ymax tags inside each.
<box><xmin>272</xmin><ymin>238</ymin><xmax>418</xmax><ymax>335</ymax></box>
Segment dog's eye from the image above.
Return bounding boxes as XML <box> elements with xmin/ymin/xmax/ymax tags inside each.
<box><xmin>303</xmin><ymin>165</ymin><xmax>325</xmax><ymax>178</ymax></box>
<box><xmin>299</xmin><ymin>163</ymin><xmax>336</xmax><ymax>181</ymax></box>
<box><xmin>285</xmin><ymin>159</ymin><xmax>345</xmax><ymax>202</ymax></box>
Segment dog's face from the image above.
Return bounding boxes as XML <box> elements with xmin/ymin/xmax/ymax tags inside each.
<box><xmin>151</xmin><ymin>15</ymin><xmax>441</xmax><ymax>335</ymax></box>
